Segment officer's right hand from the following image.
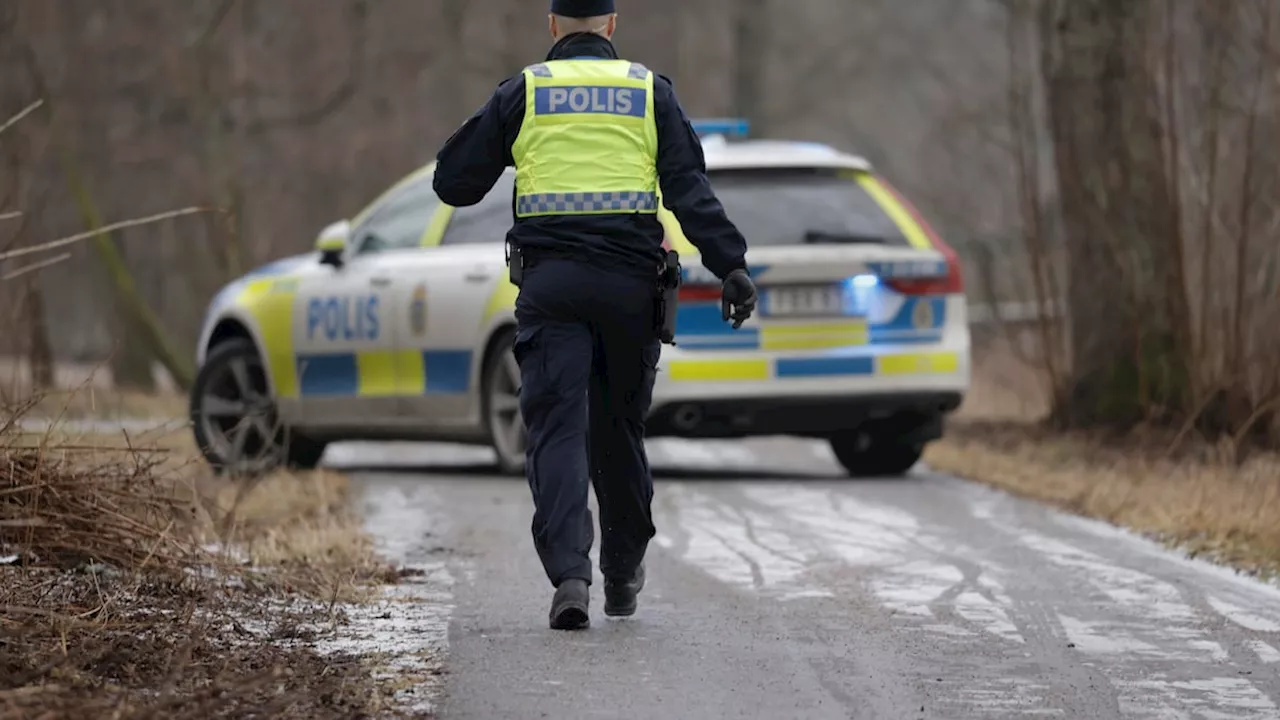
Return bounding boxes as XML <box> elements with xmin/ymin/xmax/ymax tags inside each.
<box><xmin>721</xmin><ymin>268</ymin><xmax>757</xmax><ymax>329</ymax></box>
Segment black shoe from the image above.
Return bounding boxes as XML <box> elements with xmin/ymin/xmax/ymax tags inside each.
<box><xmin>604</xmin><ymin>563</ymin><xmax>645</xmax><ymax>617</ymax></box>
<box><xmin>549</xmin><ymin>579</ymin><xmax>590</xmax><ymax>630</ymax></box>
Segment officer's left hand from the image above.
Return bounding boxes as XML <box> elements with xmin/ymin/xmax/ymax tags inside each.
<box><xmin>721</xmin><ymin>268</ymin><xmax>757</xmax><ymax>329</ymax></box>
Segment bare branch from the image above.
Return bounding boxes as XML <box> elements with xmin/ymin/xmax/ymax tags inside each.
<box><xmin>2</xmin><ymin>252</ymin><xmax>71</xmax><ymax>281</ymax></box>
<box><xmin>187</xmin><ymin>0</ymin><xmax>238</xmax><ymax>49</ymax></box>
<box><xmin>242</xmin><ymin>0</ymin><xmax>368</xmax><ymax>135</ymax></box>
<box><xmin>0</xmin><ymin>207</ymin><xmax>207</xmax><ymax>262</ymax></box>
<box><xmin>0</xmin><ymin>99</ymin><xmax>44</xmax><ymax>137</ymax></box>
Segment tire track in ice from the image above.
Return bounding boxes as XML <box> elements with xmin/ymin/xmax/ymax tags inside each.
<box><xmin>657</xmin><ymin>482</ymin><xmax>1105</xmax><ymax>717</ymax></box>
<box><xmin>976</xmin><ymin>499</ymin><xmax>1280</xmax><ymax>719</ymax></box>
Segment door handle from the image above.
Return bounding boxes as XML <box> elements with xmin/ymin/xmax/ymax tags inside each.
<box><xmin>370</xmin><ymin>276</ymin><xmax>392</xmax><ymax>288</ymax></box>
<box><xmin>464</xmin><ymin>268</ymin><xmax>493</xmax><ymax>282</ymax></box>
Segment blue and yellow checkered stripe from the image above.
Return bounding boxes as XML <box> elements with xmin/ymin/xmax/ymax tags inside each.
<box><xmin>666</xmin><ymin>351</ymin><xmax>960</xmax><ymax>382</ymax></box>
<box><xmin>294</xmin><ymin>350</ymin><xmax>473</xmax><ymax>397</ymax></box>
<box><xmin>675</xmin><ymin>296</ymin><xmax>946</xmax><ymax>352</ymax></box>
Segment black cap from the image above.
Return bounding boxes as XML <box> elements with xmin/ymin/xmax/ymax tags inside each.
<box><xmin>551</xmin><ymin>0</ymin><xmax>615</xmax><ymax>18</ymax></box>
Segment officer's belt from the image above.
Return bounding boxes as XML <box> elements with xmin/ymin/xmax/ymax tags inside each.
<box><xmin>520</xmin><ymin>247</ymin><xmax>664</xmax><ymax>278</ymax></box>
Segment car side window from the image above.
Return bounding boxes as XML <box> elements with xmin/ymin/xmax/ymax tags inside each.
<box><xmin>351</xmin><ymin>175</ymin><xmax>442</xmax><ymax>255</ymax></box>
<box><xmin>440</xmin><ymin>174</ymin><xmax>516</xmax><ymax>245</ymax></box>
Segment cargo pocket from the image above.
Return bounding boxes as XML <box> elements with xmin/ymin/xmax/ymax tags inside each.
<box><xmin>641</xmin><ymin>341</ymin><xmax>661</xmax><ymax>374</ymax></box>
<box><xmin>634</xmin><ymin>339</ymin><xmax>661</xmax><ymax>415</ymax></box>
<box><xmin>512</xmin><ymin>325</ymin><xmax>542</xmax><ymax>371</ymax></box>
<box><xmin>512</xmin><ymin>324</ymin><xmax>550</xmax><ymax>407</ymax></box>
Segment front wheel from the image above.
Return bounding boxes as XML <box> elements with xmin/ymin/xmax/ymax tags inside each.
<box><xmin>829</xmin><ymin>430</ymin><xmax>924</xmax><ymax>478</ymax></box>
<box><xmin>190</xmin><ymin>339</ymin><xmax>326</xmax><ymax>475</ymax></box>
<box><xmin>482</xmin><ymin>329</ymin><xmax>527</xmax><ymax>475</ymax></box>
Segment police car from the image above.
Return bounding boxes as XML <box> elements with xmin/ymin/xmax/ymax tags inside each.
<box><xmin>189</xmin><ymin>119</ymin><xmax>970</xmax><ymax>478</ymax></box>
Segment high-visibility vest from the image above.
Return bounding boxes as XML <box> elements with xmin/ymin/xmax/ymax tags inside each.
<box><xmin>512</xmin><ymin>59</ymin><xmax>659</xmax><ymax>218</ymax></box>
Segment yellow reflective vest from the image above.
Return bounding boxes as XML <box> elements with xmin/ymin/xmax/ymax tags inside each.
<box><xmin>512</xmin><ymin>59</ymin><xmax>659</xmax><ymax>218</ymax></box>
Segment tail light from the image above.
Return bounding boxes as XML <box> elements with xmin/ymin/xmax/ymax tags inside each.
<box><xmin>883</xmin><ymin>260</ymin><xmax>964</xmax><ymax>296</ymax></box>
<box><xmin>878</xmin><ymin>179</ymin><xmax>965</xmax><ymax>296</ymax></box>
<box><xmin>678</xmin><ymin>284</ymin><xmax>721</xmax><ymax>302</ymax></box>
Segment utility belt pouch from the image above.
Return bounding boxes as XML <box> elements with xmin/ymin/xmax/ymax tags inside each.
<box><xmin>657</xmin><ymin>250</ymin><xmax>681</xmax><ymax>345</ymax></box>
<box><xmin>506</xmin><ymin>240</ymin><xmax>524</xmax><ymax>288</ymax></box>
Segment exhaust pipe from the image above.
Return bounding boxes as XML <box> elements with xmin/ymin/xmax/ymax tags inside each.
<box><xmin>672</xmin><ymin>404</ymin><xmax>703</xmax><ymax>431</ymax></box>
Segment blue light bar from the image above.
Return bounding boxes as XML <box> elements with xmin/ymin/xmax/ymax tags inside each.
<box><xmin>691</xmin><ymin>118</ymin><xmax>750</xmax><ymax>138</ymax></box>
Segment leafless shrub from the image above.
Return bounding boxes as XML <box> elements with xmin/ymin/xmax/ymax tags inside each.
<box><xmin>0</xmin><ymin>433</ymin><xmax>198</xmax><ymax>573</ymax></box>
<box><xmin>0</xmin><ymin>394</ymin><xmax>410</xmax><ymax>717</ymax></box>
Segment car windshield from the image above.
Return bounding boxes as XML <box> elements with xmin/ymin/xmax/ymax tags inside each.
<box><xmin>706</xmin><ymin>168</ymin><xmax>909</xmax><ymax>247</ymax></box>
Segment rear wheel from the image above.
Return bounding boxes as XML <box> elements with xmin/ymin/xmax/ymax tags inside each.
<box><xmin>829</xmin><ymin>430</ymin><xmax>924</xmax><ymax>478</ymax></box>
<box><xmin>483</xmin><ymin>328</ymin><xmax>526</xmax><ymax>475</ymax></box>
<box><xmin>191</xmin><ymin>339</ymin><xmax>327</xmax><ymax>475</ymax></box>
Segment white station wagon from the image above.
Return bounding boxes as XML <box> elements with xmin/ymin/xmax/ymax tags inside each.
<box><xmin>189</xmin><ymin>120</ymin><xmax>971</xmax><ymax>477</ymax></box>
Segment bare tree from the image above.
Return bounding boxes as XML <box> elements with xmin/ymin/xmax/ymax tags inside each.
<box><xmin>1039</xmin><ymin>0</ymin><xmax>1191</xmax><ymax>428</ymax></box>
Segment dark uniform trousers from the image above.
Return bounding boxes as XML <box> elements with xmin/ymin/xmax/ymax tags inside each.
<box><xmin>513</xmin><ymin>256</ymin><xmax>659</xmax><ymax>587</ymax></box>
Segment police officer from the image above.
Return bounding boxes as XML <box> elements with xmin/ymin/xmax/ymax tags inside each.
<box><xmin>433</xmin><ymin>0</ymin><xmax>758</xmax><ymax>631</ymax></box>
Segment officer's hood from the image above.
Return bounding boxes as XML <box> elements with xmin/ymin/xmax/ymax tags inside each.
<box><xmin>547</xmin><ymin>32</ymin><xmax>619</xmax><ymax>61</ymax></box>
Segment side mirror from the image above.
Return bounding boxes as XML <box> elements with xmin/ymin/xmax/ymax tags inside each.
<box><xmin>315</xmin><ymin>220</ymin><xmax>350</xmax><ymax>268</ymax></box>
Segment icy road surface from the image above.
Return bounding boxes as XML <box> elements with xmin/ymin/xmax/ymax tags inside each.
<box><xmin>335</xmin><ymin>437</ymin><xmax>1280</xmax><ymax>720</ymax></box>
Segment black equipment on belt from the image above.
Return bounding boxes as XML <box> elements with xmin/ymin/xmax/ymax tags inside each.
<box><xmin>506</xmin><ymin>240</ymin><xmax>524</xmax><ymax>288</ymax></box>
<box><xmin>656</xmin><ymin>250</ymin><xmax>681</xmax><ymax>345</ymax></box>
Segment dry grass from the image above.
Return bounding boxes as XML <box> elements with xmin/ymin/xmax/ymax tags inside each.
<box><xmin>0</xmin><ymin>358</ymin><xmax>188</xmax><ymax>422</ymax></box>
<box><xmin>9</xmin><ymin>420</ymin><xmax>397</xmax><ymax>599</ymax></box>
<box><xmin>1</xmin><ymin>399</ymin><xmax>426</xmax><ymax>718</ymax></box>
<box><xmin>13</xmin><ymin>387</ymin><xmax>187</xmax><ymax>422</ymax></box>
<box><xmin>928</xmin><ymin>336</ymin><xmax>1280</xmax><ymax>578</ymax></box>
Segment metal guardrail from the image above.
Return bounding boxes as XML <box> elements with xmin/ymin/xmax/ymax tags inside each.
<box><xmin>966</xmin><ymin>300</ymin><xmax>1062</xmax><ymax>326</ymax></box>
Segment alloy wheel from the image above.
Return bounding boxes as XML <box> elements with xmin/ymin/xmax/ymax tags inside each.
<box><xmin>196</xmin><ymin>353</ymin><xmax>284</xmax><ymax>475</ymax></box>
<box><xmin>487</xmin><ymin>344</ymin><xmax>526</xmax><ymax>472</ymax></box>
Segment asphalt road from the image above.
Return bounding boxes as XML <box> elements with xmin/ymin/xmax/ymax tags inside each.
<box><xmin>340</xmin><ymin>438</ymin><xmax>1280</xmax><ymax>720</ymax></box>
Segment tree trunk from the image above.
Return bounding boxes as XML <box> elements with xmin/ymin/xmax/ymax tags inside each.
<box><xmin>22</xmin><ymin>278</ymin><xmax>55</xmax><ymax>389</ymax></box>
<box><xmin>1040</xmin><ymin>0</ymin><xmax>1191</xmax><ymax>429</ymax></box>
<box><xmin>20</xmin><ymin>43</ymin><xmax>196</xmax><ymax>392</ymax></box>
<box><xmin>733</xmin><ymin>0</ymin><xmax>769</xmax><ymax>132</ymax></box>
<box><xmin>108</xmin><ymin>308</ymin><xmax>157</xmax><ymax>391</ymax></box>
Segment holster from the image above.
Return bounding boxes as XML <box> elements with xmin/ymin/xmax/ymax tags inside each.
<box><xmin>656</xmin><ymin>250</ymin><xmax>681</xmax><ymax>345</ymax></box>
<box><xmin>506</xmin><ymin>240</ymin><xmax>524</xmax><ymax>288</ymax></box>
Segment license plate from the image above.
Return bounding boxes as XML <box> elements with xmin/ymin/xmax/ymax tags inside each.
<box><xmin>765</xmin><ymin>284</ymin><xmax>847</xmax><ymax>317</ymax></box>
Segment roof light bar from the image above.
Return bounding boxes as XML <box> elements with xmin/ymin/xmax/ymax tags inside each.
<box><xmin>691</xmin><ymin>118</ymin><xmax>750</xmax><ymax>139</ymax></box>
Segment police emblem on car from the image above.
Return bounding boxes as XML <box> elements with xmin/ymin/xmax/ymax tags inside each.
<box><xmin>912</xmin><ymin>298</ymin><xmax>934</xmax><ymax>329</ymax></box>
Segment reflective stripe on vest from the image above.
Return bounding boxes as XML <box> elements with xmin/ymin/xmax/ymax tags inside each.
<box><xmin>512</xmin><ymin>59</ymin><xmax>660</xmax><ymax>219</ymax></box>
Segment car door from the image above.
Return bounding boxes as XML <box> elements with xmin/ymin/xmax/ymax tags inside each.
<box><xmin>291</xmin><ymin>172</ymin><xmax>443</xmax><ymax>431</ymax></box>
<box><xmin>395</xmin><ymin>172</ymin><xmax>516</xmax><ymax>430</ymax></box>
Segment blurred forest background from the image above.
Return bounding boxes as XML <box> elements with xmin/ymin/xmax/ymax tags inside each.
<box><xmin>2</xmin><ymin>0</ymin><xmax>1278</xmax><ymax>444</ymax></box>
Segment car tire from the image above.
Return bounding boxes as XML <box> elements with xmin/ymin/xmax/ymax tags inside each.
<box><xmin>829</xmin><ymin>430</ymin><xmax>924</xmax><ymax>478</ymax></box>
<box><xmin>283</xmin><ymin>434</ymin><xmax>328</xmax><ymax>471</ymax></box>
<box><xmin>191</xmin><ymin>338</ymin><xmax>322</xmax><ymax>476</ymax></box>
<box><xmin>482</xmin><ymin>327</ymin><xmax>527</xmax><ymax>475</ymax></box>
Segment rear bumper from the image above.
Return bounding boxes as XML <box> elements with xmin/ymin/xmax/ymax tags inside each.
<box><xmin>646</xmin><ymin>390</ymin><xmax>963</xmax><ymax>438</ymax></box>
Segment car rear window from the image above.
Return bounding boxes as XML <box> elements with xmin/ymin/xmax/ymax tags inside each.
<box><xmin>706</xmin><ymin>167</ymin><xmax>909</xmax><ymax>247</ymax></box>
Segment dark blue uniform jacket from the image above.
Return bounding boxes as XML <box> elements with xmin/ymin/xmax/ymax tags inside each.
<box><xmin>433</xmin><ymin>33</ymin><xmax>749</xmax><ymax>281</ymax></box>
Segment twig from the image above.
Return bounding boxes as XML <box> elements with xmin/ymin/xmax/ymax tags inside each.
<box><xmin>0</xmin><ymin>684</ymin><xmax>64</xmax><ymax>700</ymax></box>
<box><xmin>1165</xmin><ymin>385</ymin><xmax>1222</xmax><ymax>457</ymax></box>
<box><xmin>1230</xmin><ymin>394</ymin><xmax>1280</xmax><ymax>454</ymax></box>
<box><xmin>1</xmin><ymin>252</ymin><xmax>71</xmax><ymax>281</ymax></box>
<box><xmin>0</xmin><ymin>207</ymin><xmax>207</xmax><ymax>262</ymax></box>
<box><xmin>0</xmin><ymin>99</ymin><xmax>43</xmax><ymax>137</ymax></box>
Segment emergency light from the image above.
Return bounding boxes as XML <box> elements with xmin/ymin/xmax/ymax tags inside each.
<box><xmin>690</xmin><ymin>118</ymin><xmax>750</xmax><ymax>139</ymax></box>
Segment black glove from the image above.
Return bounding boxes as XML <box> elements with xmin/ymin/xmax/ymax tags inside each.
<box><xmin>721</xmin><ymin>268</ymin><xmax>757</xmax><ymax>329</ymax></box>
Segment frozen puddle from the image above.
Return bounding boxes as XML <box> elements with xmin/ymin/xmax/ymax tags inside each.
<box><xmin>312</xmin><ymin>563</ymin><xmax>455</xmax><ymax>715</ymax></box>
<box><xmin>337</xmin><ymin>483</ymin><xmax>460</xmax><ymax>716</ymax></box>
